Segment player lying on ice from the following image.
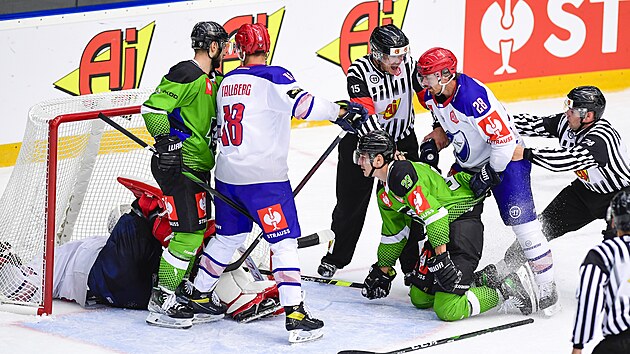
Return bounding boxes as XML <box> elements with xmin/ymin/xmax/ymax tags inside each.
<box><xmin>356</xmin><ymin>130</ymin><xmax>542</xmax><ymax>320</ymax></box>
<box><xmin>0</xmin><ymin>177</ymin><xmax>281</xmax><ymax>324</ymax></box>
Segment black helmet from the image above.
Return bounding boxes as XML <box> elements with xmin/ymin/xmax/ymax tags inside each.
<box><xmin>357</xmin><ymin>130</ymin><xmax>395</xmax><ymax>163</ymax></box>
<box><xmin>607</xmin><ymin>191</ymin><xmax>630</xmax><ymax>232</ymax></box>
<box><xmin>191</xmin><ymin>21</ymin><xmax>228</xmax><ymax>51</ymax></box>
<box><xmin>566</xmin><ymin>86</ymin><xmax>606</xmax><ymax>120</ymax></box>
<box><xmin>370</xmin><ymin>24</ymin><xmax>409</xmax><ymax>58</ymax></box>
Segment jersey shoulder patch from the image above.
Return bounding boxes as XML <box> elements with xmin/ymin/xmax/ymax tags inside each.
<box><xmin>387</xmin><ymin>160</ymin><xmax>418</xmax><ymax>197</ymax></box>
<box><xmin>164</xmin><ymin>61</ymin><xmax>205</xmax><ymax>84</ymax></box>
<box><xmin>452</xmin><ymin>74</ymin><xmax>492</xmax><ymax>118</ymax></box>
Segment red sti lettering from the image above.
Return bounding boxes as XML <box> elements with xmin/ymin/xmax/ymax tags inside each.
<box><xmin>222</xmin><ymin>83</ymin><xmax>252</xmax><ymax>97</ymax></box>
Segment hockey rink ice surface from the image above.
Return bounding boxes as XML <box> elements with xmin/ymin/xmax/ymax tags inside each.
<box><xmin>2</xmin><ymin>89</ymin><xmax>629</xmax><ymax>353</ymax></box>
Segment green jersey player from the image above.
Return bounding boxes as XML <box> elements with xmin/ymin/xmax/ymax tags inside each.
<box><xmin>356</xmin><ymin>130</ymin><xmax>539</xmax><ymax>321</ymax></box>
<box><xmin>141</xmin><ymin>21</ymin><xmax>229</xmax><ymax>329</ymax></box>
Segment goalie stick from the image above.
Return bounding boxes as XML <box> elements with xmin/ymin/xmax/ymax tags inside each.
<box><xmin>99</xmin><ymin>113</ymin><xmax>344</xmax><ymax>272</ymax></box>
<box><xmin>337</xmin><ymin>318</ymin><xmax>534</xmax><ymax>354</ymax></box>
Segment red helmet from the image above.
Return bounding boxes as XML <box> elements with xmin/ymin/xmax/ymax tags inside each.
<box><xmin>417</xmin><ymin>47</ymin><xmax>457</xmax><ymax>76</ymax></box>
<box><xmin>235</xmin><ymin>23</ymin><xmax>270</xmax><ymax>55</ymax></box>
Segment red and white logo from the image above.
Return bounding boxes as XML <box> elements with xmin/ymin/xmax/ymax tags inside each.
<box><xmin>380</xmin><ymin>190</ymin><xmax>393</xmax><ymax>207</ymax></box>
<box><xmin>477</xmin><ymin>111</ymin><xmax>511</xmax><ymax>142</ymax></box>
<box><xmin>464</xmin><ymin>0</ymin><xmax>630</xmax><ymax>82</ymax></box>
<box><xmin>407</xmin><ymin>186</ymin><xmax>430</xmax><ymax>215</ymax></box>
<box><xmin>163</xmin><ymin>195</ymin><xmax>178</xmax><ymax>221</ymax></box>
<box><xmin>257</xmin><ymin>204</ymin><xmax>289</xmax><ymax>234</ymax></box>
<box><xmin>450</xmin><ymin>110</ymin><xmax>459</xmax><ymax>124</ymax></box>
<box><xmin>195</xmin><ymin>192</ymin><xmax>206</xmax><ymax>219</ymax></box>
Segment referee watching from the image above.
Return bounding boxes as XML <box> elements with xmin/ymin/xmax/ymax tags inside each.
<box><xmin>572</xmin><ymin>190</ymin><xmax>630</xmax><ymax>353</ymax></box>
<box><xmin>512</xmin><ymin>86</ymin><xmax>630</xmax><ymax>240</ymax></box>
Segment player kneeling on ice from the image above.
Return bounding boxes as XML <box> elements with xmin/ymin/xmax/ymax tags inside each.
<box><xmin>356</xmin><ymin>130</ymin><xmax>539</xmax><ymax>320</ymax></box>
<box><xmin>0</xmin><ymin>177</ymin><xmax>281</xmax><ymax>325</ymax></box>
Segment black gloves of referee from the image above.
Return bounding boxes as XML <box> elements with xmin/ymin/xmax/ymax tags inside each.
<box><xmin>334</xmin><ymin>100</ymin><xmax>369</xmax><ymax>134</ymax></box>
<box><xmin>154</xmin><ymin>134</ymin><xmax>182</xmax><ymax>173</ymax></box>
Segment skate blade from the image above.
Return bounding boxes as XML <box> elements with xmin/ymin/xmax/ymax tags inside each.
<box><xmin>517</xmin><ymin>264</ymin><xmax>539</xmax><ymax>313</ymax></box>
<box><xmin>288</xmin><ymin>328</ymin><xmax>324</xmax><ymax>343</ymax></box>
<box><xmin>237</xmin><ymin>304</ymin><xmax>282</xmax><ymax>323</ymax></box>
<box><xmin>192</xmin><ymin>313</ymin><xmax>224</xmax><ymax>324</ymax></box>
<box><xmin>146</xmin><ymin>312</ymin><xmax>193</xmax><ymax>329</ymax></box>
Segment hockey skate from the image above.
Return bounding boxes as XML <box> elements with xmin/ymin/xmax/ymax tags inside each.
<box><xmin>317</xmin><ymin>261</ymin><xmax>337</xmax><ymax>278</ymax></box>
<box><xmin>285</xmin><ymin>302</ymin><xmax>324</xmax><ymax>343</ymax></box>
<box><xmin>176</xmin><ymin>280</ymin><xmax>226</xmax><ymax>324</ymax></box>
<box><xmin>232</xmin><ymin>286</ymin><xmax>283</xmax><ymax>323</ymax></box>
<box><xmin>146</xmin><ymin>285</ymin><xmax>194</xmax><ymax>329</ymax></box>
<box><xmin>473</xmin><ymin>263</ymin><xmax>503</xmax><ymax>288</ymax></box>
<box><xmin>538</xmin><ymin>281</ymin><xmax>561</xmax><ymax>316</ymax></box>
<box><xmin>498</xmin><ymin>264</ymin><xmax>539</xmax><ymax>316</ymax></box>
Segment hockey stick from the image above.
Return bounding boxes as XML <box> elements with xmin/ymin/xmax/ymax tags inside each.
<box><xmin>99</xmin><ymin>112</ymin><xmax>344</xmax><ymax>272</ymax></box>
<box><xmin>223</xmin><ymin>130</ymin><xmax>346</xmax><ymax>272</ymax></box>
<box><xmin>254</xmin><ymin>269</ymin><xmax>365</xmax><ymax>289</ymax></box>
<box><xmin>337</xmin><ymin>318</ymin><xmax>534</xmax><ymax>354</ymax></box>
<box><xmin>98</xmin><ymin>113</ymin><xmax>258</xmax><ymax>225</ymax></box>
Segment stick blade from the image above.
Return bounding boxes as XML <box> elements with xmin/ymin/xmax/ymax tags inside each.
<box><xmin>297</xmin><ymin>229</ymin><xmax>335</xmax><ymax>249</ymax></box>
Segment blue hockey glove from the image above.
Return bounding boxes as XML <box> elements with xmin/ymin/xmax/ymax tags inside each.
<box><xmin>469</xmin><ymin>163</ymin><xmax>502</xmax><ymax>198</ymax></box>
<box><xmin>334</xmin><ymin>100</ymin><xmax>369</xmax><ymax>134</ymax></box>
<box><xmin>419</xmin><ymin>138</ymin><xmax>440</xmax><ymax>170</ymax></box>
<box><xmin>362</xmin><ymin>263</ymin><xmax>396</xmax><ymax>299</ymax></box>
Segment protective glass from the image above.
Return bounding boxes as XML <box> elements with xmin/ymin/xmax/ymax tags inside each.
<box><xmin>563</xmin><ymin>98</ymin><xmax>587</xmax><ymax>117</ymax></box>
<box><xmin>380</xmin><ymin>52</ymin><xmax>407</xmax><ymax>66</ymax></box>
<box><xmin>419</xmin><ymin>71</ymin><xmax>441</xmax><ymax>88</ymax></box>
<box><xmin>353</xmin><ymin>150</ymin><xmax>372</xmax><ymax>165</ymax></box>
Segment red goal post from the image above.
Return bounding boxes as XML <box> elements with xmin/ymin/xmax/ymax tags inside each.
<box><xmin>0</xmin><ymin>89</ymin><xmax>155</xmax><ymax>315</ymax></box>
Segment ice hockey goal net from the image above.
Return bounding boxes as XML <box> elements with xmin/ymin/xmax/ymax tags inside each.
<box><xmin>0</xmin><ymin>89</ymin><xmax>271</xmax><ymax>316</ymax></box>
<box><xmin>0</xmin><ymin>89</ymin><xmax>156</xmax><ymax>315</ymax></box>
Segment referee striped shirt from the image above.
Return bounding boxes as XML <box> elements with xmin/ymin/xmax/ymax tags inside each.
<box><xmin>514</xmin><ymin>113</ymin><xmax>630</xmax><ymax>194</ymax></box>
<box><xmin>572</xmin><ymin>235</ymin><xmax>630</xmax><ymax>348</ymax></box>
<box><xmin>346</xmin><ymin>54</ymin><xmax>421</xmax><ymax>141</ymax></box>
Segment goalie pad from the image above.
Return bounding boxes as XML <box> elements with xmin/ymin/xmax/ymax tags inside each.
<box><xmin>214</xmin><ymin>266</ymin><xmax>281</xmax><ymax>321</ymax></box>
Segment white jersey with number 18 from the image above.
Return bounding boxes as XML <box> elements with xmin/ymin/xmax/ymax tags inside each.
<box><xmin>215</xmin><ymin>64</ymin><xmax>339</xmax><ymax>185</ymax></box>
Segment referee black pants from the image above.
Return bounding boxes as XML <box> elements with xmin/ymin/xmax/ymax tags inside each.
<box><xmin>323</xmin><ymin>131</ymin><xmax>420</xmax><ymax>273</ymax></box>
<box><xmin>593</xmin><ymin>330</ymin><xmax>630</xmax><ymax>354</ymax></box>
<box><xmin>504</xmin><ymin>180</ymin><xmax>630</xmax><ymax>266</ymax></box>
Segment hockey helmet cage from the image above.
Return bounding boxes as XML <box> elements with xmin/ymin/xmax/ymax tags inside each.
<box><xmin>417</xmin><ymin>47</ymin><xmax>458</xmax><ymax>76</ymax></box>
<box><xmin>607</xmin><ymin>190</ymin><xmax>630</xmax><ymax>232</ymax></box>
<box><xmin>370</xmin><ymin>24</ymin><xmax>409</xmax><ymax>58</ymax></box>
<box><xmin>357</xmin><ymin>130</ymin><xmax>395</xmax><ymax>163</ymax></box>
<box><xmin>566</xmin><ymin>86</ymin><xmax>606</xmax><ymax>120</ymax></box>
<box><xmin>191</xmin><ymin>21</ymin><xmax>229</xmax><ymax>51</ymax></box>
<box><xmin>235</xmin><ymin>23</ymin><xmax>271</xmax><ymax>55</ymax></box>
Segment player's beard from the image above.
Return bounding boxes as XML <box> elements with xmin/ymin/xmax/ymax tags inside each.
<box><xmin>211</xmin><ymin>55</ymin><xmax>221</xmax><ymax>71</ymax></box>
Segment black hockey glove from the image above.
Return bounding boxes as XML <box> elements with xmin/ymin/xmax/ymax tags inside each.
<box><xmin>362</xmin><ymin>263</ymin><xmax>396</xmax><ymax>300</ymax></box>
<box><xmin>426</xmin><ymin>251</ymin><xmax>464</xmax><ymax>294</ymax></box>
<box><xmin>154</xmin><ymin>134</ymin><xmax>183</xmax><ymax>173</ymax></box>
<box><xmin>469</xmin><ymin>163</ymin><xmax>502</xmax><ymax>198</ymax></box>
<box><xmin>334</xmin><ymin>100</ymin><xmax>369</xmax><ymax>134</ymax></box>
<box><xmin>419</xmin><ymin>139</ymin><xmax>440</xmax><ymax>171</ymax></box>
